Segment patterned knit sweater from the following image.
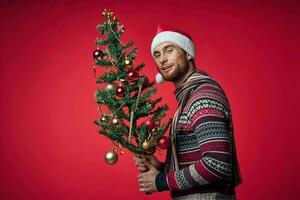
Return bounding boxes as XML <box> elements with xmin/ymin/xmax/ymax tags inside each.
<box><xmin>155</xmin><ymin>79</ymin><xmax>237</xmax><ymax>199</ymax></box>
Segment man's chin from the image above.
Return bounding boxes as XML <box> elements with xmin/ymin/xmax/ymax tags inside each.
<box><xmin>162</xmin><ymin>74</ymin><xmax>176</xmax><ymax>82</ymax></box>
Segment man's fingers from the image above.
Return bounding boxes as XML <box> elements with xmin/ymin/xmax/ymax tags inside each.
<box><xmin>144</xmin><ymin>161</ymin><xmax>155</xmax><ymax>169</ymax></box>
<box><xmin>136</xmin><ymin>161</ymin><xmax>149</xmax><ymax>172</ymax></box>
<box><xmin>138</xmin><ymin>173</ymin><xmax>143</xmax><ymax>179</ymax></box>
<box><xmin>139</xmin><ymin>166</ymin><xmax>148</xmax><ymax>172</ymax></box>
<box><xmin>139</xmin><ymin>180</ymin><xmax>152</xmax><ymax>185</ymax></box>
<box><xmin>134</xmin><ymin>156</ymin><xmax>150</xmax><ymax>168</ymax></box>
<box><xmin>139</xmin><ymin>181</ymin><xmax>148</xmax><ymax>188</ymax></box>
<box><xmin>135</xmin><ymin>159</ymin><xmax>150</xmax><ymax>172</ymax></box>
<box><xmin>142</xmin><ymin>159</ymin><xmax>152</xmax><ymax>168</ymax></box>
<box><xmin>139</xmin><ymin>183</ymin><xmax>153</xmax><ymax>194</ymax></box>
<box><xmin>139</xmin><ymin>182</ymin><xmax>145</xmax><ymax>187</ymax></box>
<box><xmin>138</xmin><ymin>173</ymin><xmax>146</xmax><ymax>182</ymax></box>
<box><xmin>135</xmin><ymin>158</ymin><xmax>152</xmax><ymax>171</ymax></box>
<box><xmin>135</xmin><ymin>161</ymin><xmax>147</xmax><ymax>167</ymax></box>
<box><xmin>138</xmin><ymin>172</ymin><xmax>155</xmax><ymax>194</ymax></box>
<box><xmin>134</xmin><ymin>156</ymin><xmax>143</xmax><ymax>163</ymax></box>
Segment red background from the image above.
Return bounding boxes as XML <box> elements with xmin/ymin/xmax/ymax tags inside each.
<box><xmin>1</xmin><ymin>0</ymin><xmax>299</xmax><ymax>199</ymax></box>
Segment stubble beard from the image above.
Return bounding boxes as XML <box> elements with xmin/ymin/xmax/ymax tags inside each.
<box><xmin>161</xmin><ymin>68</ymin><xmax>178</xmax><ymax>82</ymax></box>
<box><xmin>162</xmin><ymin>64</ymin><xmax>189</xmax><ymax>83</ymax></box>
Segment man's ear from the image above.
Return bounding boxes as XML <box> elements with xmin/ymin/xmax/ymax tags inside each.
<box><xmin>186</xmin><ymin>53</ymin><xmax>193</xmax><ymax>61</ymax></box>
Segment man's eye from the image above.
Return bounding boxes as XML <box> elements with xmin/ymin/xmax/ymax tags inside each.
<box><xmin>167</xmin><ymin>49</ymin><xmax>173</xmax><ymax>53</ymax></box>
<box><xmin>155</xmin><ymin>54</ymin><xmax>161</xmax><ymax>58</ymax></box>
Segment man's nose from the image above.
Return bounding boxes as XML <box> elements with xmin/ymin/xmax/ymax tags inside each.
<box><xmin>159</xmin><ymin>54</ymin><xmax>167</xmax><ymax>65</ymax></box>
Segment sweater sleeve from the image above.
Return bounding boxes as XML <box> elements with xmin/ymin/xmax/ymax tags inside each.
<box><xmin>164</xmin><ymin>83</ymin><xmax>233</xmax><ymax>191</ymax></box>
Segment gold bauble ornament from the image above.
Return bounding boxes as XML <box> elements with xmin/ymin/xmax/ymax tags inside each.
<box><xmin>142</xmin><ymin>140</ymin><xmax>150</xmax><ymax>150</ymax></box>
<box><xmin>106</xmin><ymin>83</ymin><xmax>116</xmax><ymax>92</ymax></box>
<box><xmin>104</xmin><ymin>151</ymin><xmax>118</xmax><ymax>164</ymax></box>
<box><xmin>125</xmin><ymin>59</ymin><xmax>131</xmax><ymax>65</ymax></box>
<box><xmin>101</xmin><ymin>116</ymin><xmax>108</xmax><ymax>123</ymax></box>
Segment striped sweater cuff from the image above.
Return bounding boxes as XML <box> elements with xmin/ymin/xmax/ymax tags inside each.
<box><xmin>155</xmin><ymin>172</ymin><xmax>169</xmax><ymax>192</ymax></box>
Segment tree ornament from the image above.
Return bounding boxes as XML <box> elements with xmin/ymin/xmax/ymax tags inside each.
<box><xmin>122</xmin><ymin>106</ymin><xmax>129</xmax><ymax>114</ymax></box>
<box><xmin>102</xmin><ymin>9</ymin><xmax>114</xmax><ymax>22</ymax></box>
<box><xmin>142</xmin><ymin>140</ymin><xmax>150</xmax><ymax>150</ymax></box>
<box><xmin>111</xmin><ymin>117</ymin><xmax>119</xmax><ymax>125</ymax></box>
<box><xmin>100</xmin><ymin>115</ymin><xmax>109</xmax><ymax>123</ymax></box>
<box><xmin>142</xmin><ymin>76</ymin><xmax>150</xmax><ymax>87</ymax></box>
<box><xmin>104</xmin><ymin>150</ymin><xmax>118</xmax><ymax>164</ymax></box>
<box><xmin>93</xmin><ymin>49</ymin><xmax>104</xmax><ymax>60</ymax></box>
<box><xmin>106</xmin><ymin>83</ymin><xmax>116</xmax><ymax>92</ymax></box>
<box><xmin>102</xmin><ymin>9</ymin><xmax>112</xmax><ymax>17</ymax></box>
<box><xmin>157</xmin><ymin>136</ymin><xmax>169</xmax><ymax>149</ymax></box>
<box><xmin>145</xmin><ymin>118</ymin><xmax>155</xmax><ymax>131</ymax></box>
<box><xmin>116</xmin><ymin>84</ymin><xmax>126</xmax><ymax>98</ymax></box>
<box><xmin>124</xmin><ymin>59</ymin><xmax>131</xmax><ymax>65</ymax></box>
<box><xmin>127</xmin><ymin>69</ymin><xmax>139</xmax><ymax>81</ymax></box>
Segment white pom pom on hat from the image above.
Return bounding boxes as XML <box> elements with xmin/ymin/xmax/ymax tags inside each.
<box><xmin>155</xmin><ymin>73</ymin><xmax>164</xmax><ymax>84</ymax></box>
<box><xmin>151</xmin><ymin>25</ymin><xmax>195</xmax><ymax>84</ymax></box>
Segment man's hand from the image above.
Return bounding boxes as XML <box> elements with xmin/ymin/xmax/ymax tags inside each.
<box><xmin>137</xmin><ymin>161</ymin><xmax>160</xmax><ymax>193</ymax></box>
<box><xmin>133</xmin><ymin>154</ymin><xmax>162</xmax><ymax>172</ymax></box>
<box><xmin>134</xmin><ymin>154</ymin><xmax>162</xmax><ymax>194</ymax></box>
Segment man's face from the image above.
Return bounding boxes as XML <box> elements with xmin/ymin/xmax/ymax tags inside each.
<box><xmin>153</xmin><ymin>42</ymin><xmax>190</xmax><ymax>82</ymax></box>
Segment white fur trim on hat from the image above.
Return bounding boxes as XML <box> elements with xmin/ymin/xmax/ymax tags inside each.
<box><xmin>151</xmin><ymin>31</ymin><xmax>195</xmax><ymax>57</ymax></box>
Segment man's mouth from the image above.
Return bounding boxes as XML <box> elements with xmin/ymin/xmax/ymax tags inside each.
<box><xmin>161</xmin><ymin>65</ymin><xmax>173</xmax><ymax>72</ymax></box>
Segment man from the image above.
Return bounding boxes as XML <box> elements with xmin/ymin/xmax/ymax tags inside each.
<box><xmin>134</xmin><ymin>25</ymin><xmax>242</xmax><ymax>200</ymax></box>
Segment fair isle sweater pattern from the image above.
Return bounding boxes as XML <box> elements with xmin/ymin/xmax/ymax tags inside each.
<box><xmin>164</xmin><ymin>81</ymin><xmax>235</xmax><ymax>197</ymax></box>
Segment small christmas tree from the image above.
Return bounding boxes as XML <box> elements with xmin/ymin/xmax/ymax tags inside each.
<box><xmin>93</xmin><ymin>9</ymin><xmax>171</xmax><ymax>164</ymax></box>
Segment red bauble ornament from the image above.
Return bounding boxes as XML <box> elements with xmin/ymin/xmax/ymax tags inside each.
<box><xmin>157</xmin><ymin>136</ymin><xmax>169</xmax><ymax>149</ymax></box>
<box><xmin>127</xmin><ymin>69</ymin><xmax>139</xmax><ymax>81</ymax></box>
<box><xmin>122</xmin><ymin>106</ymin><xmax>129</xmax><ymax>114</ymax></box>
<box><xmin>142</xmin><ymin>76</ymin><xmax>150</xmax><ymax>87</ymax></box>
<box><xmin>145</xmin><ymin>118</ymin><xmax>155</xmax><ymax>131</ymax></box>
<box><xmin>93</xmin><ymin>49</ymin><xmax>104</xmax><ymax>59</ymax></box>
<box><xmin>111</xmin><ymin>117</ymin><xmax>119</xmax><ymax>125</ymax></box>
<box><xmin>116</xmin><ymin>84</ymin><xmax>126</xmax><ymax>98</ymax></box>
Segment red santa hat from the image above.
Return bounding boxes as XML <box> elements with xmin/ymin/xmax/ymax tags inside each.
<box><xmin>151</xmin><ymin>25</ymin><xmax>195</xmax><ymax>83</ymax></box>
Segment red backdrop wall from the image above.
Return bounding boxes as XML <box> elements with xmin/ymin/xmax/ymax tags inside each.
<box><xmin>1</xmin><ymin>0</ymin><xmax>299</xmax><ymax>199</ymax></box>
